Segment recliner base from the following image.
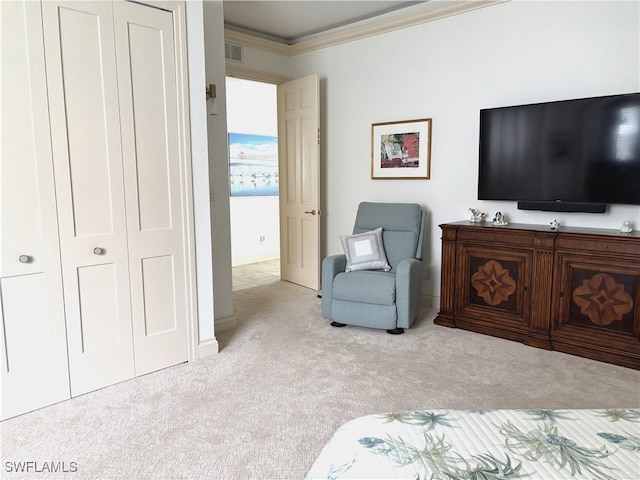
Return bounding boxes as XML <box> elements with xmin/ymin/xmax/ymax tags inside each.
<box><xmin>329</xmin><ymin>321</ymin><xmax>406</xmax><ymax>334</ymax></box>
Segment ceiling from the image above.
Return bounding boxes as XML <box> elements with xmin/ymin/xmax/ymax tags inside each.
<box><xmin>222</xmin><ymin>1</ymin><xmax>426</xmax><ymax>44</ymax></box>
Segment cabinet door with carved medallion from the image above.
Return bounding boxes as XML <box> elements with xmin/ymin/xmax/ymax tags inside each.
<box><xmin>552</xmin><ymin>251</ymin><xmax>640</xmax><ymax>369</ymax></box>
<box><xmin>456</xmin><ymin>244</ymin><xmax>532</xmax><ymax>343</ymax></box>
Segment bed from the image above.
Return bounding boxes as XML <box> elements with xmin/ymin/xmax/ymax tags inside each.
<box><xmin>306</xmin><ymin>409</ymin><xmax>640</xmax><ymax>479</ymax></box>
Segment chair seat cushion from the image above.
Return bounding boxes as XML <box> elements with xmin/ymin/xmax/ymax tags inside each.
<box><xmin>332</xmin><ymin>271</ymin><xmax>396</xmax><ymax>305</ymax></box>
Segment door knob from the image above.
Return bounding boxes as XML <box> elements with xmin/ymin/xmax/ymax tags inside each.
<box><xmin>18</xmin><ymin>255</ymin><xmax>31</xmax><ymax>264</ymax></box>
<box><xmin>93</xmin><ymin>247</ymin><xmax>105</xmax><ymax>255</ymax></box>
<box><xmin>304</xmin><ymin>209</ymin><xmax>316</xmax><ymax>215</ymax></box>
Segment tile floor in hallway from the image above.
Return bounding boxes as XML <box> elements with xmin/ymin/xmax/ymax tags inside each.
<box><xmin>232</xmin><ymin>259</ymin><xmax>281</xmax><ymax>291</ymax></box>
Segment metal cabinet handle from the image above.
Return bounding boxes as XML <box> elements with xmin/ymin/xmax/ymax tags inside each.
<box><xmin>304</xmin><ymin>209</ymin><xmax>316</xmax><ymax>215</ymax></box>
<box><xmin>93</xmin><ymin>247</ymin><xmax>105</xmax><ymax>255</ymax></box>
<box><xmin>19</xmin><ymin>255</ymin><xmax>31</xmax><ymax>264</ymax></box>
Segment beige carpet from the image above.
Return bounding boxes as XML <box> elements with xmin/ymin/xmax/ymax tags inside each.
<box><xmin>1</xmin><ymin>280</ymin><xmax>639</xmax><ymax>479</ymax></box>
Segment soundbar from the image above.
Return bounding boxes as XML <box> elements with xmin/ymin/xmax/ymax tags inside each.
<box><xmin>517</xmin><ymin>200</ymin><xmax>606</xmax><ymax>214</ymax></box>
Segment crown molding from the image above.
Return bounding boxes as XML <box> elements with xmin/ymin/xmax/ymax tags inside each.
<box><xmin>224</xmin><ymin>29</ymin><xmax>292</xmax><ymax>56</ymax></box>
<box><xmin>224</xmin><ymin>0</ymin><xmax>508</xmax><ymax>57</ymax></box>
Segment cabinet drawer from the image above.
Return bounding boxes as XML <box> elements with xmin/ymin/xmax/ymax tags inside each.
<box><xmin>557</xmin><ymin>236</ymin><xmax>640</xmax><ymax>256</ymax></box>
<box><xmin>457</xmin><ymin>228</ymin><xmax>533</xmax><ymax>247</ymax></box>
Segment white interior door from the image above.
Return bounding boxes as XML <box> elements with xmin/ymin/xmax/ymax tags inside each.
<box><xmin>278</xmin><ymin>74</ymin><xmax>321</xmax><ymax>290</ymax></box>
<box><xmin>0</xmin><ymin>0</ymin><xmax>71</xmax><ymax>420</ymax></box>
<box><xmin>114</xmin><ymin>1</ymin><xmax>189</xmax><ymax>375</ymax></box>
<box><xmin>42</xmin><ymin>1</ymin><xmax>135</xmax><ymax>396</ymax></box>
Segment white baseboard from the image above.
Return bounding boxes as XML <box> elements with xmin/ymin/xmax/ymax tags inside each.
<box><xmin>197</xmin><ymin>338</ymin><xmax>219</xmax><ymax>359</ymax></box>
<box><xmin>195</xmin><ymin>317</ymin><xmax>236</xmax><ymax>360</ymax></box>
<box><xmin>232</xmin><ymin>253</ymin><xmax>279</xmax><ymax>266</ymax></box>
<box><xmin>215</xmin><ymin>314</ymin><xmax>237</xmax><ymax>332</ymax></box>
<box><xmin>421</xmin><ymin>294</ymin><xmax>440</xmax><ymax>310</ymax></box>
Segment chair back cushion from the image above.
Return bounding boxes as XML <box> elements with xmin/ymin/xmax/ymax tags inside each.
<box><xmin>352</xmin><ymin>202</ymin><xmax>425</xmax><ymax>270</ymax></box>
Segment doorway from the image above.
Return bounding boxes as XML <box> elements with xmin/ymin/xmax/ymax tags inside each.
<box><xmin>226</xmin><ymin>77</ymin><xmax>280</xmax><ymax>291</ymax></box>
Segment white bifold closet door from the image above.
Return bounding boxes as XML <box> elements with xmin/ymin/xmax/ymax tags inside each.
<box><xmin>42</xmin><ymin>0</ymin><xmax>188</xmax><ymax>396</ymax></box>
<box><xmin>0</xmin><ymin>0</ymin><xmax>71</xmax><ymax>420</ymax></box>
<box><xmin>43</xmin><ymin>1</ymin><xmax>136</xmax><ymax>396</ymax></box>
<box><xmin>114</xmin><ymin>1</ymin><xmax>189</xmax><ymax>376</ymax></box>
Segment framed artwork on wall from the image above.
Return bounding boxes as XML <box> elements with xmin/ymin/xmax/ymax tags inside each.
<box><xmin>371</xmin><ymin>118</ymin><xmax>432</xmax><ymax>179</ymax></box>
<box><xmin>228</xmin><ymin>132</ymin><xmax>279</xmax><ymax>196</ymax></box>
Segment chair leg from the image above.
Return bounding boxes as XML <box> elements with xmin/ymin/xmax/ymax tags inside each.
<box><xmin>386</xmin><ymin>327</ymin><xmax>404</xmax><ymax>335</ymax></box>
<box><xmin>330</xmin><ymin>321</ymin><xmax>347</xmax><ymax>327</ymax></box>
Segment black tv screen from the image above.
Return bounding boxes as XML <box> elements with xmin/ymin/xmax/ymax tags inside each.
<box><xmin>478</xmin><ymin>93</ymin><xmax>640</xmax><ymax>209</ymax></box>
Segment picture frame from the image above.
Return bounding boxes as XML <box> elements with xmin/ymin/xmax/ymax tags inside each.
<box><xmin>371</xmin><ymin>118</ymin><xmax>432</xmax><ymax>179</ymax></box>
<box><xmin>228</xmin><ymin>132</ymin><xmax>279</xmax><ymax>197</ymax></box>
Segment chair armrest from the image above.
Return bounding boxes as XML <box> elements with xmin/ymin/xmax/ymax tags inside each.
<box><xmin>321</xmin><ymin>254</ymin><xmax>347</xmax><ymax>319</ymax></box>
<box><xmin>395</xmin><ymin>258</ymin><xmax>423</xmax><ymax>328</ymax></box>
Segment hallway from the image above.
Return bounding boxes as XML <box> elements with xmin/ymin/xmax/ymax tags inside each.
<box><xmin>232</xmin><ymin>259</ymin><xmax>280</xmax><ymax>291</ymax></box>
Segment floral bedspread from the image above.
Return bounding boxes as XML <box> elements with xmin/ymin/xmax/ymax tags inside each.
<box><xmin>306</xmin><ymin>409</ymin><xmax>640</xmax><ymax>480</ymax></box>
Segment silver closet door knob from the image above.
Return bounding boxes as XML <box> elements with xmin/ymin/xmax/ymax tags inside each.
<box><xmin>19</xmin><ymin>255</ymin><xmax>30</xmax><ymax>263</ymax></box>
<box><xmin>93</xmin><ymin>247</ymin><xmax>104</xmax><ymax>255</ymax></box>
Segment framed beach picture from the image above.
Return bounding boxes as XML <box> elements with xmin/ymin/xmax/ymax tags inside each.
<box><xmin>228</xmin><ymin>132</ymin><xmax>279</xmax><ymax>196</ymax></box>
<box><xmin>371</xmin><ymin>118</ymin><xmax>432</xmax><ymax>179</ymax></box>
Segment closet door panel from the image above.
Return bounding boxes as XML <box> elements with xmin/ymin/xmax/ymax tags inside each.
<box><xmin>115</xmin><ymin>2</ymin><xmax>188</xmax><ymax>375</ymax></box>
<box><xmin>42</xmin><ymin>1</ymin><xmax>135</xmax><ymax>396</ymax></box>
<box><xmin>0</xmin><ymin>0</ymin><xmax>71</xmax><ymax>420</ymax></box>
<box><xmin>140</xmin><ymin>255</ymin><xmax>178</xmax><ymax>336</ymax></box>
<box><xmin>0</xmin><ymin>275</ymin><xmax>69</xmax><ymax>419</ymax></box>
<box><xmin>76</xmin><ymin>264</ymin><xmax>122</xmax><ymax>350</ymax></box>
<box><xmin>56</xmin><ymin>7</ymin><xmax>115</xmax><ymax>236</ymax></box>
<box><xmin>126</xmin><ymin>20</ymin><xmax>173</xmax><ymax>232</ymax></box>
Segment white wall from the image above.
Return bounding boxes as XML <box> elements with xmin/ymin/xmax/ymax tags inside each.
<box><xmin>283</xmin><ymin>0</ymin><xmax>640</xmax><ymax>298</ymax></box>
<box><xmin>226</xmin><ymin>78</ymin><xmax>280</xmax><ymax>264</ymax></box>
<box><xmin>229</xmin><ymin>196</ymin><xmax>280</xmax><ymax>263</ymax></box>
<box><xmin>186</xmin><ymin>0</ymin><xmax>217</xmax><ymax>350</ymax></box>
<box><xmin>203</xmin><ymin>0</ymin><xmax>234</xmax><ymax>321</ymax></box>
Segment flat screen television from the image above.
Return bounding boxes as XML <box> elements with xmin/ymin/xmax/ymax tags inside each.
<box><xmin>478</xmin><ymin>92</ymin><xmax>640</xmax><ymax>213</ymax></box>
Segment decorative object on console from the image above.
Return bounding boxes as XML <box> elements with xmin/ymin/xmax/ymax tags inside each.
<box><xmin>492</xmin><ymin>211</ymin><xmax>508</xmax><ymax>226</ymax></box>
<box><xmin>550</xmin><ymin>219</ymin><xmax>560</xmax><ymax>230</ymax></box>
<box><xmin>468</xmin><ymin>208</ymin><xmax>485</xmax><ymax>223</ymax></box>
<box><xmin>371</xmin><ymin>118</ymin><xmax>432</xmax><ymax>179</ymax></box>
<box><xmin>620</xmin><ymin>220</ymin><xmax>632</xmax><ymax>233</ymax></box>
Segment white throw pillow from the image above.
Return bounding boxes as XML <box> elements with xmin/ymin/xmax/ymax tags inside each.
<box><xmin>339</xmin><ymin>228</ymin><xmax>391</xmax><ymax>272</ymax></box>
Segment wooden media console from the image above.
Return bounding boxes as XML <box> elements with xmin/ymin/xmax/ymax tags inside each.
<box><xmin>435</xmin><ymin>221</ymin><xmax>640</xmax><ymax>369</ymax></box>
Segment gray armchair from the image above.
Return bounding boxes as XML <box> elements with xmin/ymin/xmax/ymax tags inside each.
<box><xmin>321</xmin><ymin>202</ymin><xmax>427</xmax><ymax>334</ymax></box>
